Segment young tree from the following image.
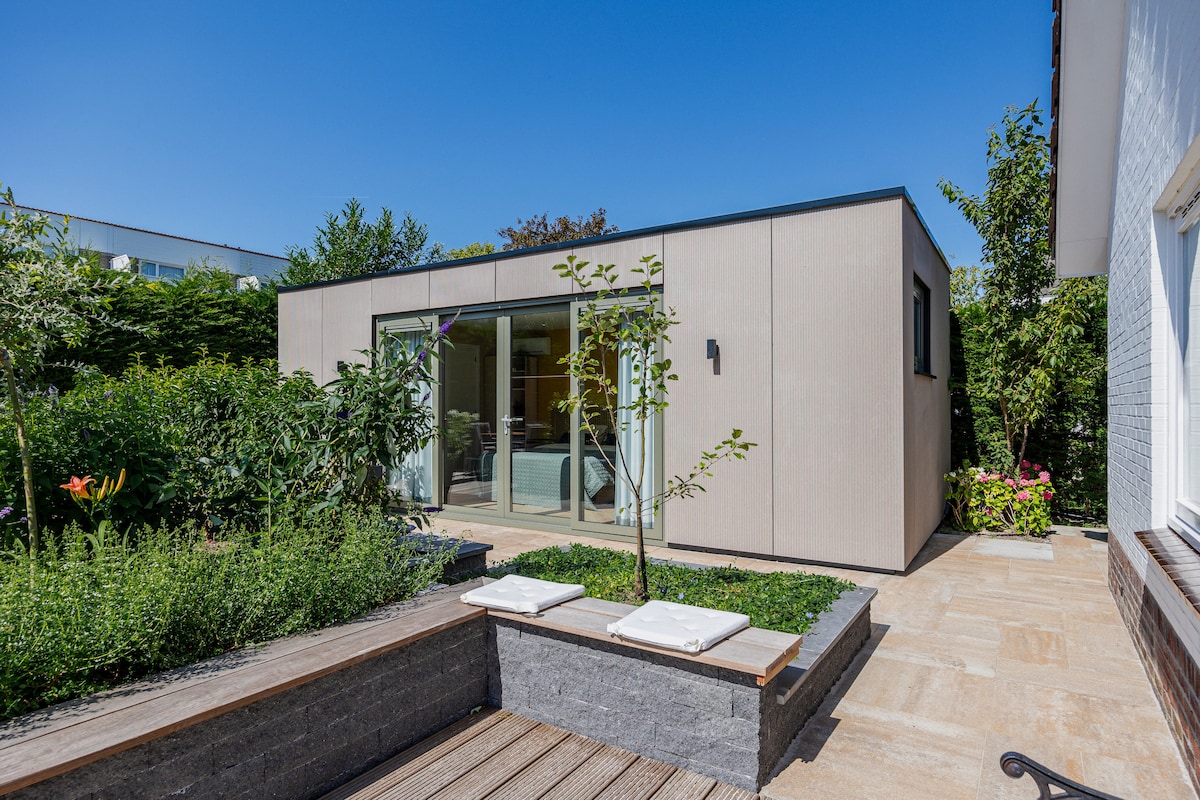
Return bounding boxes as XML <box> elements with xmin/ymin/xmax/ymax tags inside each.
<box><xmin>554</xmin><ymin>255</ymin><xmax>754</xmax><ymax>600</ymax></box>
<box><xmin>499</xmin><ymin>209</ymin><xmax>617</xmax><ymax>251</ymax></box>
<box><xmin>939</xmin><ymin>102</ymin><xmax>1105</xmax><ymax>471</ymax></box>
<box><xmin>283</xmin><ymin>199</ymin><xmax>444</xmax><ymax>285</ymax></box>
<box><xmin>0</xmin><ymin>188</ymin><xmax>130</xmax><ymax>555</ymax></box>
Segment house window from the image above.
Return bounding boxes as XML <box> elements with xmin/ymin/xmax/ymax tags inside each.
<box><xmin>1174</xmin><ymin>214</ymin><xmax>1200</xmax><ymax>549</ymax></box>
<box><xmin>138</xmin><ymin>261</ymin><xmax>185</xmax><ymax>281</ymax></box>
<box><xmin>913</xmin><ymin>276</ymin><xmax>931</xmax><ymax>374</ymax></box>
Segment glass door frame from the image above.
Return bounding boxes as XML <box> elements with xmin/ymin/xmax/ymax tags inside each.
<box><xmin>375</xmin><ymin>314</ymin><xmax>440</xmax><ymax>507</ymax></box>
<box><xmin>376</xmin><ymin>297</ymin><xmax>666</xmax><ymax>546</ymax></box>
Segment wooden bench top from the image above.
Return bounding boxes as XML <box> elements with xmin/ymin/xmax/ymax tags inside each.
<box><xmin>487</xmin><ymin>596</ymin><xmax>802</xmax><ymax>686</ymax></box>
<box><xmin>0</xmin><ymin>584</ymin><xmax>486</xmax><ymax>796</ymax></box>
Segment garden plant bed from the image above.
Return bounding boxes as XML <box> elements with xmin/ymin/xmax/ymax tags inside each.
<box><xmin>0</xmin><ymin>553</ymin><xmax>875</xmax><ymax>797</ymax></box>
<box><xmin>498</xmin><ymin>545</ymin><xmax>856</xmax><ymax>635</ymax></box>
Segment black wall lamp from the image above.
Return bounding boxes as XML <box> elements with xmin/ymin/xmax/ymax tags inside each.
<box><xmin>706</xmin><ymin>339</ymin><xmax>719</xmax><ymax>359</ymax></box>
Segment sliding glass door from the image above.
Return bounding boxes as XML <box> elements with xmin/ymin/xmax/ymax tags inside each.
<box><xmin>388</xmin><ymin>300</ymin><xmax>660</xmax><ymax>541</ymax></box>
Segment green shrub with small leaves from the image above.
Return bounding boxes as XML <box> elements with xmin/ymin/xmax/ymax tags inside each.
<box><xmin>0</xmin><ymin>506</ymin><xmax>449</xmax><ymax>722</ymax></box>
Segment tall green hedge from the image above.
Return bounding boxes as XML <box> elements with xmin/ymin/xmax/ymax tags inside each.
<box><xmin>37</xmin><ymin>267</ymin><xmax>277</xmax><ymax>390</ymax></box>
<box><xmin>949</xmin><ymin>279</ymin><xmax>1108</xmax><ymax>520</ymax></box>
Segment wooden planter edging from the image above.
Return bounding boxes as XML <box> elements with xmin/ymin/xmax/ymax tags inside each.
<box><xmin>0</xmin><ymin>579</ymin><xmax>875</xmax><ymax>798</ymax></box>
<box><xmin>0</xmin><ymin>581</ymin><xmax>490</xmax><ymax>800</ymax></box>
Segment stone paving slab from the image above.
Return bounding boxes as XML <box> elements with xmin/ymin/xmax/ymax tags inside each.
<box><xmin>430</xmin><ymin>519</ymin><xmax>1197</xmax><ymax>799</ymax></box>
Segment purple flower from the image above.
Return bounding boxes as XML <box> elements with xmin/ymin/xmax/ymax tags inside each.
<box><xmin>416</xmin><ymin>349</ymin><xmax>427</xmax><ymax>364</ymax></box>
<box><xmin>0</xmin><ymin>506</ymin><xmax>10</xmax><ymax>520</ymax></box>
<box><xmin>438</xmin><ymin>318</ymin><xmax>454</xmax><ymax>336</ymax></box>
<box><xmin>103</xmin><ymin>390</ymin><xmax>114</xmax><ymax>401</ymax></box>
<box><xmin>421</xmin><ymin>391</ymin><xmax>431</xmax><ymax>403</ymax></box>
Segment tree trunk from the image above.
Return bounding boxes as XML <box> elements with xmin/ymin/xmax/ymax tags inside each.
<box><xmin>1</xmin><ymin>349</ymin><xmax>39</xmax><ymax>558</ymax></box>
<box><xmin>634</xmin><ymin>513</ymin><xmax>648</xmax><ymax>601</ymax></box>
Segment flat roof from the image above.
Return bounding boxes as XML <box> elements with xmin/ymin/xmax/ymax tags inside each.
<box><xmin>13</xmin><ymin>205</ymin><xmax>287</xmax><ymax>261</ymax></box>
<box><xmin>279</xmin><ymin>186</ymin><xmax>950</xmax><ymax>293</ymax></box>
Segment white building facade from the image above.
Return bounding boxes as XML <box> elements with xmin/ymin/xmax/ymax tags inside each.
<box><xmin>16</xmin><ymin>206</ymin><xmax>288</xmax><ymax>282</ymax></box>
<box><xmin>1054</xmin><ymin>0</ymin><xmax>1200</xmax><ymax>789</ymax></box>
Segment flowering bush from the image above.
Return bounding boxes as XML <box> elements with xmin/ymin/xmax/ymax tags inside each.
<box><xmin>945</xmin><ymin>460</ymin><xmax>1055</xmax><ymax>536</ymax></box>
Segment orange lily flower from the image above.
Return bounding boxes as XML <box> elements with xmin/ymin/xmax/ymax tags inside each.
<box><xmin>60</xmin><ymin>475</ymin><xmax>95</xmax><ymax>500</ymax></box>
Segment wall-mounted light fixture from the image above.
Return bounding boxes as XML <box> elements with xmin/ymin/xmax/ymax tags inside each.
<box><xmin>336</xmin><ymin>360</ymin><xmax>348</xmax><ymax>373</ymax></box>
<box><xmin>706</xmin><ymin>339</ymin><xmax>719</xmax><ymax>359</ymax></box>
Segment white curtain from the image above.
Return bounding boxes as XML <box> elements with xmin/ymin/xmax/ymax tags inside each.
<box><xmin>614</xmin><ymin>340</ymin><xmax>656</xmax><ymax>528</ymax></box>
<box><xmin>389</xmin><ymin>329</ymin><xmax>434</xmax><ymax>505</ymax></box>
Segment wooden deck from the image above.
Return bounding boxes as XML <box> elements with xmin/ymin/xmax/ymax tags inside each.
<box><xmin>321</xmin><ymin>708</ymin><xmax>760</xmax><ymax>800</ymax></box>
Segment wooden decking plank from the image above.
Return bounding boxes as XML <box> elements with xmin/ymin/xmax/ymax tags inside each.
<box><xmin>432</xmin><ymin>723</ymin><xmax>569</xmax><ymax>800</ymax></box>
<box><xmin>368</xmin><ymin>714</ymin><xmax>539</xmax><ymax>800</ymax></box>
<box><xmin>702</xmin><ymin>782</ymin><xmax>760</xmax><ymax>800</ymax></box>
<box><xmin>320</xmin><ymin>709</ymin><xmax>508</xmax><ymax>800</ymax></box>
<box><xmin>537</xmin><ymin>743</ymin><xmax>639</xmax><ymax>800</ymax></box>
<box><xmin>646</xmin><ymin>768</ymin><xmax>718</xmax><ymax>799</ymax></box>
<box><xmin>480</xmin><ymin>732</ymin><xmax>603</xmax><ymax>800</ymax></box>
<box><xmin>592</xmin><ymin>757</ymin><xmax>676</xmax><ymax>800</ymax></box>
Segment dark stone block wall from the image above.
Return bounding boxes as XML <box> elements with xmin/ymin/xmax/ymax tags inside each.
<box><xmin>1109</xmin><ymin>538</ymin><xmax>1200</xmax><ymax>795</ymax></box>
<box><xmin>10</xmin><ymin>618</ymin><xmax>489</xmax><ymax>800</ymax></box>
<box><xmin>486</xmin><ymin>594</ymin><xmax>871</xmax><ymax>794</ymax></box>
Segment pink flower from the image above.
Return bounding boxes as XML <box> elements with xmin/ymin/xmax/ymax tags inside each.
<box><xmin>1005</xmin><ymin>478</ymin><xmax>1016</xmax><ymax>487</ymax></box>
<box><xmin>1042</xmin><ymin>491</ymin><xmax>1053</xmax><ymax>500</ymax></box>
<box><xmin>1032</xmin><ymin>464</ymin><xmax>1042</xmax><ymax>472</ymax></box>
<box><xmin>985</xmin><ymin>508</ymin><xmax>993</xmax><ymax>515</ymax></box>
<box><xmin>1020</xmin><ymin>460</ymin><xmax>1031</xmax><ymax>469</ymax></box>
<box><xmin>976</xmin><ymin>473</ymin><xmax>988</xmax><ymax>482</ymax></box>
<box><xmin>1038</xmin><ymin>471</ymin><xmax>1050</xmax><ymax>482</ymax></box>
<box><xmin>1021</xmin><ymin>471</ymin><xmax>1030</xmax><ymax>480</ymax></box>
<box><xmin>1015</xmin><ymin>490</ymin><xmax>1031</xmax><ymax>501</ymax></box>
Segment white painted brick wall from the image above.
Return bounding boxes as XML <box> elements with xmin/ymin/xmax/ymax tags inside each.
<box><xmin>1107</xmin><ymin>0</ymin><xmax>1200</xmax><ymax>670</ymax></box>
<box><xmin>1108</xmin><ymin>0</ymin><xmax>1200</xmax><ymax>548</ymax></box>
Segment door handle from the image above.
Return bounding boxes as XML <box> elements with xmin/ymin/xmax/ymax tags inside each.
<box><xmin>501</xmin><ymin>415</ymin><xmax>524</xmax><ymax>434</ymax></box>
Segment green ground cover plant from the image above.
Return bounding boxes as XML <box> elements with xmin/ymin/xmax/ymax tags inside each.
<box><xmin>498</xmin><ymin>544</ymin><xmax>853</xmax><ymax>635</ymax></box>
<box><xmin>0</xmin><ymin>507</ymin><xmax>449</xmax><ymax>722</ymax></box>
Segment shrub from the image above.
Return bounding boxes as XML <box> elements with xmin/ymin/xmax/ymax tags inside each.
<box><xmin>0</xmin><ymin>506</ymin><xmax>449</xmax><ymax>721</ymax></box>
<box><xmin>500</xmin><ymin>544</ymin><xmax>853</xmax><ymax>635</ymax></box>
<box><xmin>36</xmin><ymin>265</ymin><xmax>279</xmax><ymax>391</ymax></box>
<box><xmin>945</xmin><ymin>461</ymin><xmax>1056</xmax><ymax>536</ymax></box>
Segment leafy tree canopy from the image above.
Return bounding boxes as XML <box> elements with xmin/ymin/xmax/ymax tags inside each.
<box><xmin>282</xmin><ymin>199</ymin><xmax>444</xmax><ymax>285</ymax></box>
<box><xmin>445</xmin><ymin>241</ymin><xmax>496</xmax><ymax>260</ymax></box>
<box><xmin>940</xmin><ymin>102</ymin><xmax>1106</xmax><ymax>472</ymax></box>
<box><xmin>498</xmin><ymin>209</ymin><xmax>617</xmax><ymax>251</ymax></box>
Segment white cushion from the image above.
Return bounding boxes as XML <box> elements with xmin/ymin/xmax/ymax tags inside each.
<box><xmin>606</xmin><ymin>600</ymin><xmax>750</xmax><ymax>653</ymax></box>
<box><xmin>460</xmin><ymin>574</ymin><xmax>585</xmax><ymax>614</ymax></box>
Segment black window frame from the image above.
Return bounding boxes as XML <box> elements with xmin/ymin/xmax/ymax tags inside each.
<box><xmin>913</xmin><ymin>276</ymin><xmax>932</xmax><ymax>375</ymax></box>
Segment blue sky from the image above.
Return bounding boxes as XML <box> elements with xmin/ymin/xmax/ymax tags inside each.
<box><xmin>3</xmin><ymin>1</ymin><xmax>1051</xmax><ymax>267</ymax></box>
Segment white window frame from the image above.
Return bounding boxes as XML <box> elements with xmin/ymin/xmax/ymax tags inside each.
<box><xmin>1166</xmin><ymin>158</ymin><xmax>1200</xmax><ymax>551</ymax></box>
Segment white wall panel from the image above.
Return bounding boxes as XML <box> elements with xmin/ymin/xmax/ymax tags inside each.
<box><xmin>771</xmin><ymin>198</ymin><xmax>905</xmax><ymax>570</ymax></box>
<box><xmin>495</xmin><ymin>251</ymin><xmax>574</xmax><ymax>302</ymax></box>
<box><xmin>372</xmin><ymin>270</ymin><xmax>431</xmax><ymax>315</ymax></box>
<box><xmin>903</xmin><ymin>204</ymin><xmax>953</xmax><ymax>567</ymax></box>
<box><xmin>278</xmin><ymin>289</ymin><xmax>323</xmax><ymax>378</ymax></box>
<box><xmin>319</xmin><ymin>281</ymin><xmax>373</xmax><ymax>385</ymax></box>
<box><xmin>572</xmin><ymin>235</ymin><xmax>668</xmax><ymax>291</ymax></box>
<box><xmin>662</xmin><ymin>221</ymin><xmax>773</xmax><ymax>555</ymax></box>
<box><xmin>430</xmin><ymin>260</ymin><xmax>497</xmax><ymax>308</ymax></box>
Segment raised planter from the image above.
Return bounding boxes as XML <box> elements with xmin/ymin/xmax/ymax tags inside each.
<box><xmin>486</xmin><ymin>586</ymin><xmax>875</xmax><ymax>792</ymax></box>
<box><xmin>396</xmin><ymin>532</ymin><xmax>493</xmax><ymax>582</ymax></box>
<box><xmin>0</xmin><ymin>576</ymin><xmax>873</xmax><ymax>797</ymax></box>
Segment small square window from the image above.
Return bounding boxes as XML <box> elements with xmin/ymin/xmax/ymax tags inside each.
<box><xmin>914</xmin><ymin>277</ymin><xmax>931</xmax><ymax>374</ymax></box>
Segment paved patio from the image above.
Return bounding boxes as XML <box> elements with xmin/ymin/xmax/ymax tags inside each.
<box><xmin>432</xmin><ymin>518</ymin><xmax>1197</xmax><ymax>799</ymax></box>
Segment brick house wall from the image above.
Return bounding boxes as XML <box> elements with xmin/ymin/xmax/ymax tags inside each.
<box><xmin>1104</xmin><ymin>0</ymin><xmax>1200</xmax><ymax>792</ymax></box>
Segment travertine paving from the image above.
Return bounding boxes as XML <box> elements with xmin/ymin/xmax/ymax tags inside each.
<box><xmin>432</xmin><ymin>519</ymin><xmax>1197</xmax><ymax>799</ymax></box>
